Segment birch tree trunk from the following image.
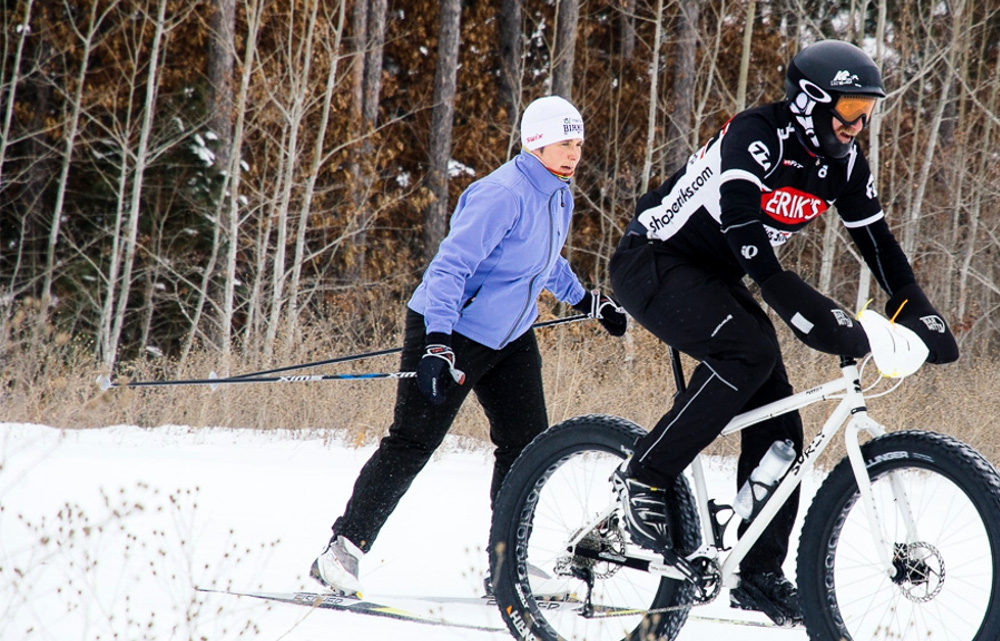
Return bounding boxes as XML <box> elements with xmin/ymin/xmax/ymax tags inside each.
<box><xmin>181</xmin><ymin>0</ymin><xmax>265</xmax><ymax>367</ymax></box>
<box><xmin>818</xmin><ymin>207</ymin><xmax>839</xmax><ymax>294</ymax></box>
<box><xmin>344</xmin><ymin>0</ymin><xmax>387</xmax><ymax>282</ymax></box>
<box><xmin>735</xmin><ymin>0</ymin><xmax>756</xmax><ymax>113</ymax></box>
<box><xmin>619</xmin><ymin>0</ymin><xmax>636</xmax><ymax>59</ymax></box>
<box><xmin>41</xmin><ymin>0</ymin><xmax>116</xmax><ymax>327</ymax></box>
<box><xmin>855</xmin><ymin>0</ymin><xmax>889</xmax><ymax>311</ymax></box>
<box><xmin>102</xmin><ymin>0</ymin><xmax>167</xmax><ymax>371</ymax></box>
<box><xmin>552</xmin><ymin>0</ymin><xmax>579</xmax><ymax>100</ymax></box>
<box><xmin>194</xmin><ymin>0</ymin><xmax>236</xmax><ymax>354</ymax></box>
<box><xmin>0</xmin><ymin>0</ymin><xmax>34</xmax><ymax>186</ymax></box>
<box><xmin>640</xmin><ymin>0</ymin><xmax>665</xmax><ymax>193</ymax></box>
<box><xmin>208</xmin><ymin>0</ymin><xmax>235</xmax><ymax>174</ymax></box>
<box><xmin>901</xmin><ymin>1</ymin><xmax>964</xmax><ymax>257</ymax></box>
<box><xmin>285</xmin><ymin>0</ymin><xmax>348</xmax><ymax>354</ymax></box>
<box><xmin>957</xmin><ymin>37</ymin><xmax>999</xmax><ymax>326</ymax></box>
<box><xmin>423</xmin><ymin>0</ymin><xmax>462</xmax><ymax>264</ymax></box>
<box><xmin>664</xmin><ymin>0</ymin><xmax>702</xmax><ymax>173</ymax></box>
<box><xmin>498</xmin><ymin>0</ymin><xmax>523</xmax><ymax>134</ymax></box>
<box><xmin>262</xmin><ymin>0</ymin><xmax>323</xmax><ymax>356</ymax></box>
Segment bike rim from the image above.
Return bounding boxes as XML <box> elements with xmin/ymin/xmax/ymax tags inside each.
<box><xmin>515</xmin><ymin>448</ymin><xmax>677</xmax><ymax>641</ymax></box>
<box><xmin>826</xmin><ymin>466</ymin><xmax>996</xmax><ymax>640</ymax></box>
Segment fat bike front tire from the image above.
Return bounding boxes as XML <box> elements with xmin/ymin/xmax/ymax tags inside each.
<box><xmin>489</xmin><ymin>414</ymin><xmax>701</xmax><ymax>641</ymax></box>
<box><xmin>797</xmin><ymin>430</ymin><xmax>1000</xmax><ymax>640</ymax></box>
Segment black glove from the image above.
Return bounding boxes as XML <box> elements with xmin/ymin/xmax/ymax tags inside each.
<box><xmin>573</xmin><ymin>290</ymin><xmax>628</xmax><ymax>337</ymax></box>
<box><xmin>759</xmin><ymin>271</ymin><xmax>869</xmax><ymax>358</ymax></box>
<box><xmin>885</xmin><ymin>283</ymin><xmax>958</xmax><ymax>364</ymax></box>
<box><xmin>416</xmin><ymin>333</ymin><xmax>466</xmax><ymax>405</ymax></box>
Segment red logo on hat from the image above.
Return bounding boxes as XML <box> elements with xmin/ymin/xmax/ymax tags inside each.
<box><xmin>526</xmin><ymin>134</ymin><xmax>544</xmax><ymax>144</ymax></box>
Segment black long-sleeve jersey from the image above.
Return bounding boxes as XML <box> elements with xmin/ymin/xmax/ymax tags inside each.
<box><xmin>629</xmin><ymin>102</ymin><xmax>915</xmax><ymax>296</ymax></box>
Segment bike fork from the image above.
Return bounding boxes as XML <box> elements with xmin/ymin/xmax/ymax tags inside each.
<box><xmin>844</xmin><ymin>410</ymin><xmax>918</xmax><ymax>579</ymax></box>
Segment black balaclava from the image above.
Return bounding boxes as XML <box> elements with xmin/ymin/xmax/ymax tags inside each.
<box><xmin>787</xmin><ymin>80</ymin><xmax>852</xmax><ymax>160</ymax></box>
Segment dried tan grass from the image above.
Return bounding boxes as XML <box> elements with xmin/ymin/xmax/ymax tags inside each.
<box><xmin>3</xmin><ymin>305</ymin><xmax>998</xmax><ymax>472</ymax></box>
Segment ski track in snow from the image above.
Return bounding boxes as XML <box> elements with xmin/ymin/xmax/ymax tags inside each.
<box><xmin>0</xmin><ymin>423</ymin><xmax>808</xmax><ymax>640</ymax></box>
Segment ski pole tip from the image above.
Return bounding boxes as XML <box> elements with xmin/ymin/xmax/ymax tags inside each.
<box><xmin>209</xmin><ymin>371</ymin><xmax>220</xmax><ymax>392</ymax></box>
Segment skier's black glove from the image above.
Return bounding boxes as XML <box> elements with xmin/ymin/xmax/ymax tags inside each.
<box><xmin>416</xmin><ymin>333</ymin><xmax>466</xmax><ymax>405</ymax></box>
<box><xmin>759</xmin><ymin>271</ymin><xmax>869</xmax><ymax>358</ymax></box>
<box><xmin>885</xmin><ymin>283</ymin><xmax>958</xmax><ymax>364</ymax></box>
<box><xmin>573</xmin><ymin>290</ymin><xmax>628</xmax><ymax>337</ymax></box>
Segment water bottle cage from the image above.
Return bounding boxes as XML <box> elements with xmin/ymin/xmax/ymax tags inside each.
<box><xmin>743</xmin><ymin>478</ymin><xmax>778</xmax><ymax>522</ymax></box>
<box><xmin>707</xmin><ymin>499</ymin><xmax>736</xmax><ymax>550</ymax></box>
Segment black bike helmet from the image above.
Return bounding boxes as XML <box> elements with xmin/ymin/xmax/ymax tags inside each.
<box><xmin>784</xmin><ymin>40</ymin><xmax>885</xmax><ymax>159</ymax></box>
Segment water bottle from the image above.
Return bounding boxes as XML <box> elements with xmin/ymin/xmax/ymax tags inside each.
<box><xmin>733</xmin><ymin>440</ymin><xmax>797</xmax><ymax>521</ymax></box>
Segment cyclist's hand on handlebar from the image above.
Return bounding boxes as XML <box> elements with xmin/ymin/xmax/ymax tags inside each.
<box><xmin>760</xmin><ymin>271</ymin><xmax>870</xmax><ymax>357</ymax></box>
<box><xmin>885</xmin><ymin>283</ymin><xmax>959</xmax><ymax>364</ymax></box>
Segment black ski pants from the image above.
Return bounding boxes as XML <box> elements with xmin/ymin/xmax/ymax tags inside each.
<box><xmin>333</xmin><ymin>308</ymin><xmax>549</xmax><ymax>553</ymax></box>
<box><xmin>609</xmin><ymin>234</ymin><xmax>802</xmax><ymax>575</ymax></box>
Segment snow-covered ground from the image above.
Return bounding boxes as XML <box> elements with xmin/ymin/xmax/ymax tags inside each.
<box><xmin>1</xmin><ymin>423</ymin><xmax>807</xmax><ymax>641</ymax></box>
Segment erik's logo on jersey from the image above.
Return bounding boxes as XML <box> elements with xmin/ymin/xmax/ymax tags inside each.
<box><xmin>831</xmin><ymin>70</ymin><xmax>860</xmax><ymax>87</ymax></box>
<box><xmin>762</xmin><ymin>186</ymin><xmax>828</xmax><ymax>224</ymax></box>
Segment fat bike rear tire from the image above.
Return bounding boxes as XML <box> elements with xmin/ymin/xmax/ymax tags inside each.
<box><xmin>797</xmin><ymin>430</ymin><xmax>1000</xmax><ymax>640</ymax></box>
<box><xmin>489</xmin><ymin>414</ymin><xmax>701</xmax><ymax>641</ymax></box>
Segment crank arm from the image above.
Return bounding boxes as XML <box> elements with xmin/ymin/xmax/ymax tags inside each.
<box><xmin>569</xmin><ymin>545</ymin><xmax>700</xmax><ymax>583</ymax></box>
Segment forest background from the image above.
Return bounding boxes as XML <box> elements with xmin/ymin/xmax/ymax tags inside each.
<box><xmin>2</xmin><ymin>0</ymin><xmax>1000</xmax><ymax>464</ymax></box>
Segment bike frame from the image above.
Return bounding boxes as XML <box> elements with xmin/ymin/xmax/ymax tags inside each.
<box><xmin>560</xmin><ymin>343</ymin><xmax>924</xmax><ymax>598</ymax></box>
<box><xmin>684</xmin><ymin>354</ymin><xmax>913</xmax><ymax>588</ymax></box>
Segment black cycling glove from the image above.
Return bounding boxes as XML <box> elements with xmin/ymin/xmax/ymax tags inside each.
<box><xmin>574</xmin><ymin>290</ymin><xmax>628</xmax><ymax>337</ymax></box>
<box><xmin>760</xmin><ymin>271</ymin><xmax>869</xmax><ymax>358</ymax></box>
<box><xmin>885</xmin><ymin>283</ymin><xmax>958</xmax><ymax>364</ymax></box>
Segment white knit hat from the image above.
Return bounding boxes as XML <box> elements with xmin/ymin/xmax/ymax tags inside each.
<box><xmin>520</xmin><ymin>96</ymin><xmax>584</xmax><ymax>151</ymax></box>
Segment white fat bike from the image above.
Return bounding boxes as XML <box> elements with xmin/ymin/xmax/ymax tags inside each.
<box><xmin>489</xmin><ymin>311</ymin><xmax>1000</xmax><ymax>640</ymax></box>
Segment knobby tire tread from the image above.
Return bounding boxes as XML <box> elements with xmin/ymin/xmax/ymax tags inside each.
<box><xmin>797</xmin><ymin>430</ymin><xmax>1000</xmax><ymax>641</ymax></box>
<box><xmin>489</xmin><ymin>414</ymin><xmax>701</xmax><ymax>641</ymax></box>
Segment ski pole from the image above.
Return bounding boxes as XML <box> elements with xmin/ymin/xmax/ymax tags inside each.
<box><xmin>96</xmin><ymin>371</ymin><xmax>416</xmax><ymax>391</ymax></box>
<box><xmin>223</xmin><ymin>313</ymin><xmax>589</xmax><ymax>380</ymax></box>
<box><xmin>96</xmin><ymin>313</ymin><xmax>590</xmax><ymax>392</ymax></box>
<box><xmin>225</xmin><ymin>346</ymin><xmax>404</xmax><ymax>380</ymax></box>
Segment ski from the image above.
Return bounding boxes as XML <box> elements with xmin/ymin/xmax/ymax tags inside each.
<box><xmin>198</xmin><ymin>587</ymin><xmax>796</xmax><ymax>632</ymax></box>
<box><xmin>196</xmin><ymin>587</ymin><xmax>506</xmax><ymax>633</ymax></box>
<box><xmin>688</xmin><ymin>613</ymin><xmax>801</xmax><ymax>629</ymax></box>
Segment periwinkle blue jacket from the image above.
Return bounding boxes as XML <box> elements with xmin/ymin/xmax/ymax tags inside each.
<box><xmin>408</xmin><ymin>151</ymin><xmax>587</xmax><ymax>350</ymax></box>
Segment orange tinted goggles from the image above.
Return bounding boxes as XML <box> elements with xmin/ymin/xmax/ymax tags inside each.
<box><xmin>833</xmin><ymin>95</ymin><xmax>878</xmax><ymax>128</ymax></box>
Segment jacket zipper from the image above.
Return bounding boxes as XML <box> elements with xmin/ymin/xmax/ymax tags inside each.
<box><xmin>499</xmin><ymin>188</ymin><xmax>563</xmax><ymax>347</ymax></box>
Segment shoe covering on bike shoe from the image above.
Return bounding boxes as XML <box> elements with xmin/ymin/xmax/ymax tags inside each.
<box><xmin>310</xmin><ymin>534</ymin><xmax>364</xmax><ymax>596</ymax></box>
<box><xmin>729</xmin><ymin>570</ymin><xmax>803</xmax><ymax>627</ymax></box>
<box><xmin>611</xmin><ymin>461</ymin><xmax>672</xmax><ymax>553</ymax></box>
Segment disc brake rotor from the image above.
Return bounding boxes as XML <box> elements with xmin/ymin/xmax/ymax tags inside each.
<box><xmin>891</xmin><ymin>541</ymin><xmax>945</xmax><ymax>602</ymax></box>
